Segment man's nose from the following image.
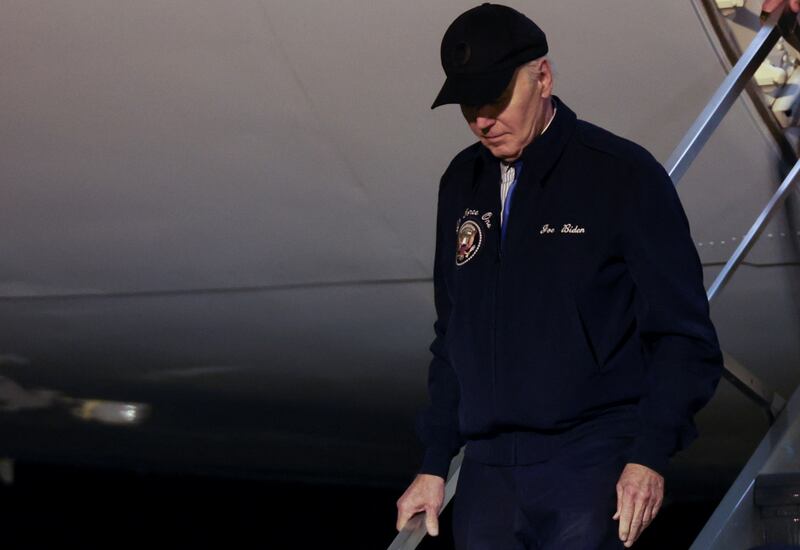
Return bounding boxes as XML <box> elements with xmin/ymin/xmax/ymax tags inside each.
<box><xmin>476</xmin><ymin>116</ymin><xmax>495</xmax><ymax>134</ymax></box>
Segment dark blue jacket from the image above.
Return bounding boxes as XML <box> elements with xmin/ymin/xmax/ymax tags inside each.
<box><xmin>417</xmin><ymin>95</ymin><xmax>724</xmax><ymax>479</ymax></box>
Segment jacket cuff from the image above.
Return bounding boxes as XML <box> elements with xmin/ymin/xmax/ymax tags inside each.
<box><xmin>418</xmin><ymin>446</ymin><xmax>455</xmax><ymax>480</ymax></box>
<box><xmin>626</xmin><ymin>432</ymin><xmax>674</xmax><ymax>476</ymax></box>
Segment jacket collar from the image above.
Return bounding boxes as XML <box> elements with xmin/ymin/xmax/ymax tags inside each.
<box><xmin>474</xmin><ymin>95</ymin><xmax>577</xmax><ymax>189</ymax></box>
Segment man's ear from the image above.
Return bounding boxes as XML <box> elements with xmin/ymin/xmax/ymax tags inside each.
<box><xmin>538</xmin><ymin>59</ymin><xmax>553</xmax><ymax>98</ymax></box>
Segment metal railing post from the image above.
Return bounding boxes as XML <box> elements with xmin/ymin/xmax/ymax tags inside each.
<box><xmin>665</xmin><ymin>9</ymin><xmax>782</xmax><ymax>183</ymax></box>
<box><xmin>661</xmin><ymin>7</ymin><xmax>787</xmax><ymax>417</ymax></box>
<box><xmin>707</xmin><ymin>158</ymin><xmax>800</xmax><ymax>303</ymax></box>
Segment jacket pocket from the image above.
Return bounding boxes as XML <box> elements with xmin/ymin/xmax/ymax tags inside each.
<box><xmin>573</xmin><ymin>294</ymin><xmax>640</xmax><ymax>371</ymax></box>
<box><xmin>572</xmin><ymin>297</ymin><xmax>603</xmax><ymax>369</ymax></box>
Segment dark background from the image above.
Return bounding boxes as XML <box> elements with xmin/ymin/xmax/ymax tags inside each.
<box><xmin>0</xmin><ymin>461</ymin><xmax>719</xmax><ymax>549</ymax></box>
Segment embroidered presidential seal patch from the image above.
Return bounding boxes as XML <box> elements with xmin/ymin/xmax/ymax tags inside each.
<box><xmin>455</xmin><ymin>220</ymin><xmax>482</xmax><ymax>266</ymax></box>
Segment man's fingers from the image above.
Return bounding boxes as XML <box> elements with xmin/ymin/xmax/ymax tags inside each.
<box><xmin>612</xmin><ymin>482</ymin><xmax>623</xmax><ymax>520</ymax></box>
<box><xmin>425</xmin><ymin>506</ymin><xmax>440</xmax><ymax>537</ymax></box>
<box><xmin>763</xmin><ymin>0</ymin><xmax>800</xmax><ymax>14</ymax></box>
<box><xmin>614</xmin><ymin>463</ymin><xmax>665</xmax><ymax>546</ymax></box>
<box><xmin>396</xmin><ymin>474</ymin><xmax>445</xmax><ymax>535</ymax></box>
<box><xmin>642</xmin><ymin>503</ymin><xmax>654</xmax><ymax>526</ymax></box>
<box><xmin>396</xmin><ymin>495</ymin><xmax>422</xmax><ymax>532</ymax></box>
<box><xmin>765</xmin><ymin>0</ymin><xmax>782</xmax><ymax>12</ymax></box>
<box><xmin>617</xmin><ymin>489</ymin><xmax>635</xmax><ymax>542</ymax></box>
<box><xmin>644</xmin><ymin>495</ymin><xmax>663</xmax><ymax>525</ymax></box>
<box><xmin>651</xmin><ymin>498</ymin><xmax>662</xmax><ymax>521</ymax></box>
<box><xmin>624</xmin><ymin>497</ymin><xmax>647</xmax><ymax>547</ymax></box>
<box><xmin>396</xmin><ymin>507</ymin><xmax>412</xmax><ymax>532</ymax></box>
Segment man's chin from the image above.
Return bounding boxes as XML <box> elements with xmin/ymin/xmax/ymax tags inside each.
<box><xmin>487</xmin><ymin>146</ymin><xmax>521</xmax><ymax>161</ymax></box>
<box><xmin>483</xmin><ymin>142</ymin><xmax>521</xmax><ymax>160</ymax></box>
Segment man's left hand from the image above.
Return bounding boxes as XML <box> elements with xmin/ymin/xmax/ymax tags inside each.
<box><xmin>612</xmin><ymin>463</ymin><xmax>664</xmax><ymax>548</ymax></box>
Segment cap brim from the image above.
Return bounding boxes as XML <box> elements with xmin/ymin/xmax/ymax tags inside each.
<box><xmin>431</xmin><ymin>65</ymin><xmax>517</xmax><ymax>109</ymax></box>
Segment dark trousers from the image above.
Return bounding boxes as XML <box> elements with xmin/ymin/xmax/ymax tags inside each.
<box><xmin>453</xmin><ymin>433</ymin><xmax>635</xmax><ymax>550</ymax></box>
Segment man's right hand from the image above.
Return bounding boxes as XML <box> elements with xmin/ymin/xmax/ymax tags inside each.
<box><xmin>396</xmin><ymin>473</ymin><xmax>445</xmax><ymax>537</ymax></box>
<box><xmin>763</xmin><ymin>0</ymin><xmax>800</xmax><ymax>14</ymax></box>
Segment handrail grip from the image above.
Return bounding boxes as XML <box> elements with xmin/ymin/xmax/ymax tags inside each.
<box><xmin>387</xmin><ymin>448</ymin><xmax>464</xmax><ymax>550</ymax></box>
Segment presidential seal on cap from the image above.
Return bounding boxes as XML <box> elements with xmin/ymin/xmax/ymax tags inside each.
<box><xmin>431</xmin><ymin>3</ymin><xmax>548</xmax><ymax>109</ymax></box>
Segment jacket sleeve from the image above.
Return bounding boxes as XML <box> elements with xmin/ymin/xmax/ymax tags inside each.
<box><xmin>415</xmin><ymin>178</ymin><xmax>465</xmax><ymax>479</ymax></box>
<box><xmin>621</xmin><ymin>156</ymin><xmax>724</xmax><ymax>475</ymax></box>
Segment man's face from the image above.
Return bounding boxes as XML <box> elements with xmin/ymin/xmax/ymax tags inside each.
<box><xmin>460</xmin><ymin>61</ymin><xmax>552</xmax><ymax>161</ymax></box>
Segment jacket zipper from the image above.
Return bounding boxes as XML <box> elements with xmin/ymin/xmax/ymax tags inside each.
<box><xmin>492</xmin><ymin>222</ymin><xmax>502</xmax><ymax>429</ymax></box>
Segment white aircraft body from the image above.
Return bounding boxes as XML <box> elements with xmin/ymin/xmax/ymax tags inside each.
<box><xmin>0</xmin><ymin>1</ymin><xmax>798</xmax><ymax>512</ymax></box>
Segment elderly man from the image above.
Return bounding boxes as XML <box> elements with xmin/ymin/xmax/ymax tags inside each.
<box><xmin>396</xmin><ymin>4</ymin><xmax>724</xmax><ymax>549</ymax></box>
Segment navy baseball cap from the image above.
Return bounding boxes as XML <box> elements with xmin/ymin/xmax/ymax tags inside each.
<box><xmin>431</xmin><ymin>3</ymin><xmax>548</xmax><ymax>109</ymax></box>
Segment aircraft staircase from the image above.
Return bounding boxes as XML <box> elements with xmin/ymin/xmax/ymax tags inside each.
<box><xmin>388</xmin><ymin>7</ymin><xmax>800</xmax><ymax>550</ymax></box>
